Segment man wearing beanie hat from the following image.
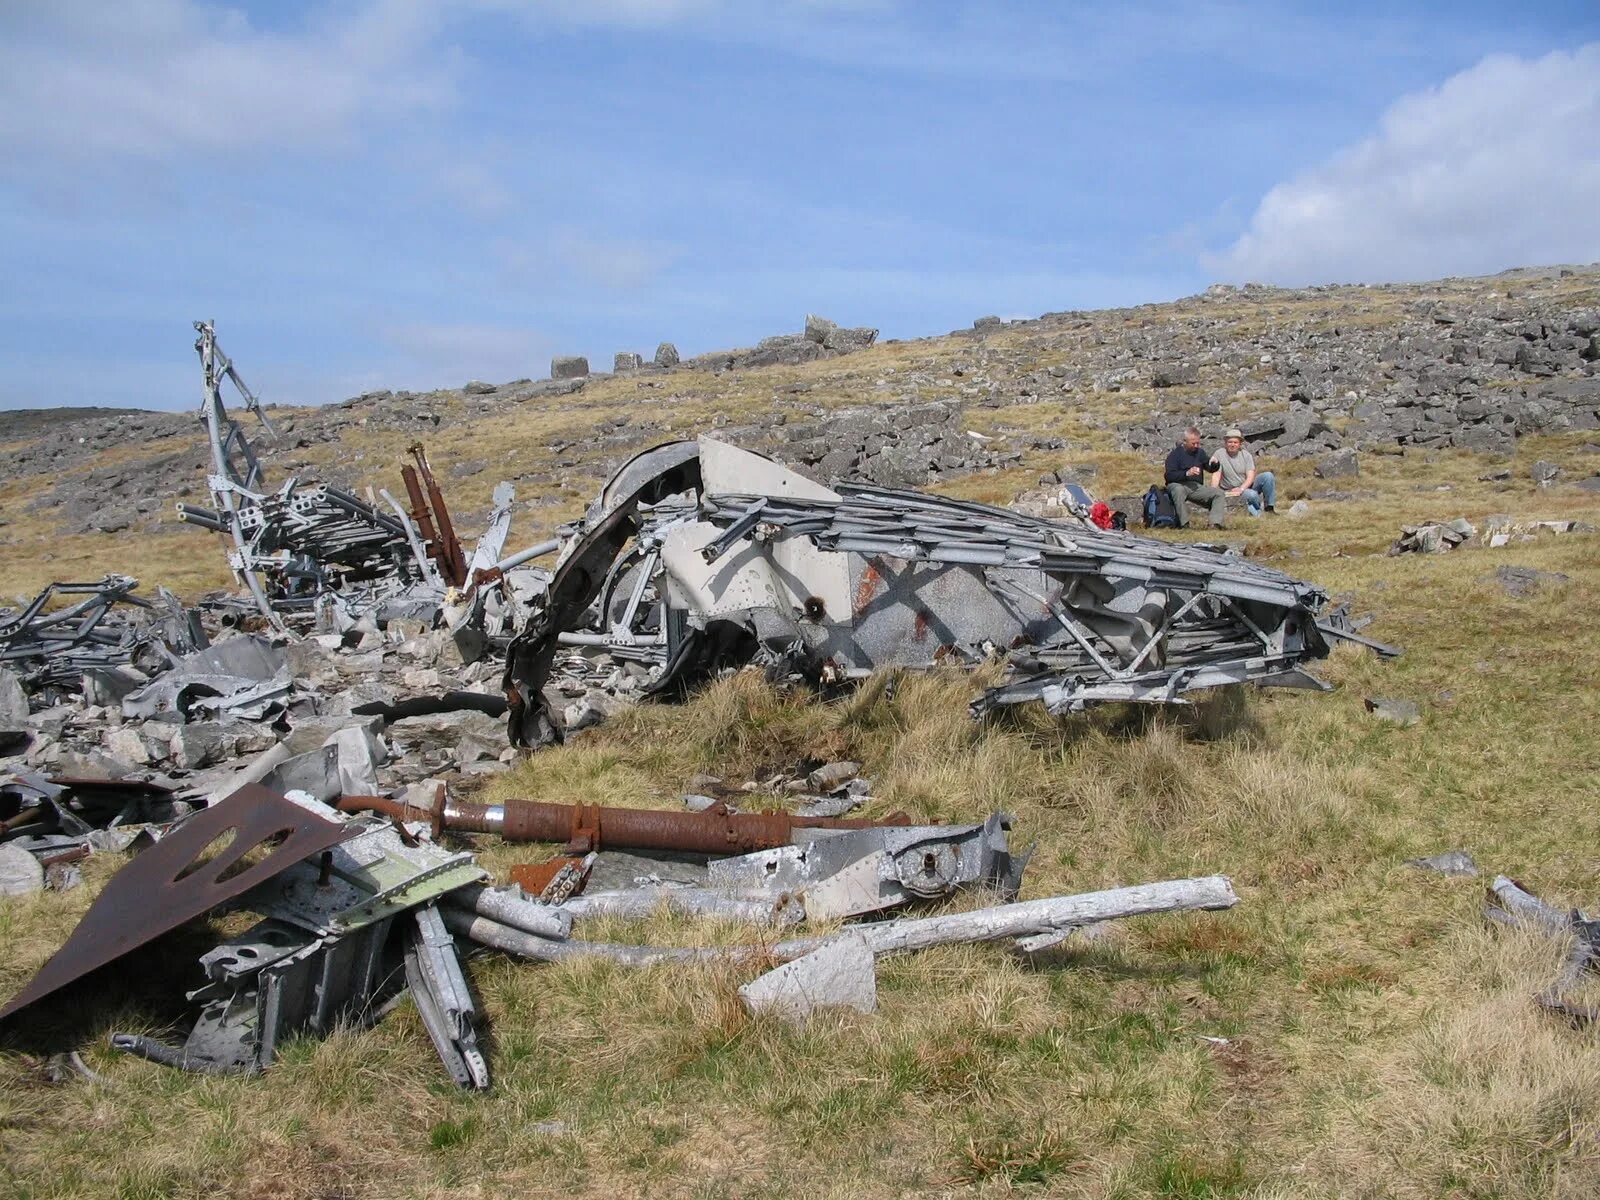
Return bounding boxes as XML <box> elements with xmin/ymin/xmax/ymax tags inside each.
<box><xmin>1209</xmin><ymin>428</ymin><xmax>1276</xmax><ymax>516</ymax></box>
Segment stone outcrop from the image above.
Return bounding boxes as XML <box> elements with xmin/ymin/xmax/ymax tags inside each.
<box><xmin>4</xmin><ymin>268</ymin><xmax>1597</xmax><ymax>552</ymax></box>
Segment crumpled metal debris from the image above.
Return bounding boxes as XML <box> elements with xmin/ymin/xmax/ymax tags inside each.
<box><xmin>2</xmin><ymin>783</ymin><xmax>495</xmax><ymax>1090</ymax></box>
<box><xmin>1390</xmin><ymin>515</ymin><xmax>1595</xmax><ymax>555</ymax></box>
<box><xmin>1389</xmin><ymin>518</ymin><xmax>1477</xmax><ymax>555</ymax></box>
<box><xmin>503</xmin><ymin>437</ymin><xmax>1397</xmax><ymax>746</ymax></box>
<box><xmin>0</xmin><ymin>784</ymin><xmax>357</xmax><ymax>1022</ymax></box>
<box><xmin>0</xmin><ymin>576</ymin><xmax>160</xmax><ymax>687</ymax></box>
<box><xmin>174</xmin><ymin>321</ymin><xmax>558</xmax><ymax>641</ymax></box>
<box><xmin>1484</xmin><ymin>874</ymin><xmax>1600</xmax><ymax>1025</ymax></box>
<box><xmin>177</xmin><ymin>322</ymin><xmax>447</xmax><ymax>630</ymax></box>
<box><xmin>704</xmin><ymin>812</ymin><xmax>1026</xmax><ymax>922</ymax></box>
<box><xmin>1</xmin><ymin>772</ymin><xmax>194</xmax><ymax>864</ymax></box>
<box><xmin>2</xmin><ymin>761</ymin><xmax>1243</xmax><ymax>1085</ymax></box>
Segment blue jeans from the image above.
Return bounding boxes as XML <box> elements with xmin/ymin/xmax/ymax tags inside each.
<box><xmin>1239</xmin><ymin>471</ymin><xmax>1276</xmax><ymax>515</ymax></box>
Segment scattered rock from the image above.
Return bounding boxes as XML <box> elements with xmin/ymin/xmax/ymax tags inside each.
<box><xmin>807</xmin><ymin>761</ymin><xmax>861</xmax><ymax>791</ymax></box>
<box><xmin>0</xmin><ymin>668</ymin><xmax>27</xmax><ymax>727</ymax></box>
<box><xmin>551</xmin><ymin>356</ymin><xmax>590</xmax><ymax>380</ymax></box>
<box><xmin>1364</xmin><ymin>696</ymin><xmax>1421</xmax><ymax>726</ymax></box>
<box><xmin>169</xmin><ymin>722</ymin><xmax>262</xmax><ymax>770</ymax></box>
<box><xmin>1315</xmin><ymin>447</ymin><xmax>1360</xmax><ymax>479</ymax></box>
<box><xmin>803</xmin><ymin>314</ymin><xmax>839</xmax><ymax>344</ymax></box>
<box><xmin>0</xmin><ymin>843</ymin><xmax>45</xmax><ymax>896</ymax></box>
<box><xmin>653</xmin><ymin>342</ymin><xmax>680</xmax><ymax>367</ymax></box>
<box><xmin>1389</xmin><ymin>518</ymin><xmax>1475</xmax><ymax>555</ymax></box>
<box><xmin>823</xmin><ymin>326</ymin><xmax>878</xmax><ymax>353</ymax></box>
<box><xmin>613</xmin><ymin>352</ymin><xmax>643</xmax><ymax>372</ymax></box>
<box><xmin>390</xmin><ymin>710</ymin><xmax>504</xmax><ymax>757</ymax></box>
<box><xmin>1531</xmin><ymin>460</ymin><xmax>1561</xmax><ymax>487</ymax></box>
<box><xmin>1284</xmin><ymin>499</ymin><xmax>1311</xmax><ymax>520</ymax></box>
<box><xmin>1406</xmin><ymin>849</ymin><xmax>1478</xmax><ymax>877</ymax></box>
<box><xmin>1487</xmin><ymin>565</ymin><xmax>1569</xmax><ymax>597</ymax></box>
<box><xmin>102</xmin><ymin>726</ymin><xmax>156</xmax><ymax>766</ymax></box>
<box><xmin>1150</xmin><ymin>365</ymin><xmax>1199</xmax><ymax>388</ymax></box>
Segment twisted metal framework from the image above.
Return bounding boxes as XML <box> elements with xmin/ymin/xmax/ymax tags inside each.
<box><xmin>0</xmin><ymin>575</ymin><xmax>154</xmax><ymax>685</ymax></box>
<box><xmin>178</xmin><ymin>322</ymin><xmax>439</xmax><ymax>625</ymax></box>
<box><xmin>504</xmin><ymin>438</ymin><xmax>1398</xmax><ymax>746</ymax></box>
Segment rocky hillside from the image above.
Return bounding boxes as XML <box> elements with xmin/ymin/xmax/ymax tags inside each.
<box><xmin>1</xmin><ymin>265</ymin><xmax>1597</xmax><ymax>596</ymax></box>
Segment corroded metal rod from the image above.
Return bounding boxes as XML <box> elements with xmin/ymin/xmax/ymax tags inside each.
<box><xmin>440</xmin><ymin>796</ymin><xmax>912</xmax><ymax>854</ymax></box>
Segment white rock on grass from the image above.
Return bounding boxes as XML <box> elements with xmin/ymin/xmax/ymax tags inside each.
<box><xmin>0</xmin><ymin>669</ymin><xmax>30</xmax><ymax>726</ymax></box>
<box><xmin>0</xmin><ymin>844</ymin><xmax>45</xmax><ymax>897</ymax></box>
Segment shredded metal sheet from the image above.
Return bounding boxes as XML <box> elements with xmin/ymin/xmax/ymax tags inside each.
<box><xmin>504</xmin><ymin>437</ymin><xmax>1393</xmax><ymax>745</ymax></box>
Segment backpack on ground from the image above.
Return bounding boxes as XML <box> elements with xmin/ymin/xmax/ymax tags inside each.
<box><xmin>1142</xmin><ymin>485</ymin><xmax>1178</xmax><ymax>529</ymax></box>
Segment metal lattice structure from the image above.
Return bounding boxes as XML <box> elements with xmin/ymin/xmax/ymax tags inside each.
<box><xmin>504</xmin><ymin>438</ymin><xmax>1398</xmax><ymax>746</ymax></box>
<box><xmin>0</xmin><ymin>575</ymin><xmax>155</xmax><ymax>685</ymax></box>
<box><xmin>177</xmin><ymin>322</ymin><xmax>443</xmax><ymax>625</ymax></box>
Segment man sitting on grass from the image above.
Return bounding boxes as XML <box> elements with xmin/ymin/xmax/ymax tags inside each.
<box><xmin>1164</xmin><ymin>426</ymin><xmax>1227</xmax><ymax>529</ymax></box>
<box><xmin>1209</xmin><ymin>428</ymin><xmax>1276</xmax><ymax>516</ymax></box>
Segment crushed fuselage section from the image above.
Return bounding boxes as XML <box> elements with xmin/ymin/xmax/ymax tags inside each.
<box><xmin>504</xmin><ymin>438</ymin><xmax>1366</xmax><ymax>746</ymax></box>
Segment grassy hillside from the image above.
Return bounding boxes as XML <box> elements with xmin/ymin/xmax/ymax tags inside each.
<box><xmin>3</xmin><ymin>276</ymin><xmax>1600</xmax><ymax>1198</ymax></box>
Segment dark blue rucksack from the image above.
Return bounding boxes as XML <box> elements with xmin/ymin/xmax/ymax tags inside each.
<box><xmin>1143</xmin><ymin>485</ymin><xmax>1178</xmax><ymax>528</ymax></box>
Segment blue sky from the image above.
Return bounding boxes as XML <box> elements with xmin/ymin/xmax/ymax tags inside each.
<box><xmin>2</xmin><ymin>1</ymin><xmax>1598</xmax><ymax>411</ymax></box>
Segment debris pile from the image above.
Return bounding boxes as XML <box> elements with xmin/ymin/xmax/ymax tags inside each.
<box><xmin>1484</xmin><ymin>874</ymin><xmax>1600</xmax><ymax>1026</ymax></box>
<box><xmin>173</xmin><ymin>321</ymin><xmax>556</xmax><ymax>637</ymax></box>
<box><xmin>1</xmin><ymin>775</ymin><xmax>1240</xmax><ymax>1084</ymax></box>
<box><xmin>0</xmin><ymin>576</ymin><xmax>198</xmax><ymax>688</ymax></box>
<box><xmin>0</xmin><ymin>326</ymin><xmax>1414</xmax><ymax>1099</ymax></box>
<box><xmin>503</xmin><ymin>436</ymin><xmax>1398</xmax><ymax>747</ymax></box>
<box><xmin>1388</xmin><ymin>515</ymin><xmax>1594</xmax><ymax>554</ymax></box>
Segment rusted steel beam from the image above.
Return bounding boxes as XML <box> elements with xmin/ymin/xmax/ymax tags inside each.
<box><xmin>409</xmin><ymin>444</ymin><xmax>467</xmax><ymax>587</ymax></box>
<box><xmin>436</xmin><ymin>796</ymin><xmax>912</xmax><ymax>855</ymax></box>
<box><xmin>400</xmin><ymin>463</ymin><xmax>447</xmax><ymax>579</ymax></box>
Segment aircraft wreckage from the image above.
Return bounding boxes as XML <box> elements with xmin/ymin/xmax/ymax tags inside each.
<box><xmin>503</xmin><ymin>437</ymin><xmax>1397</xmax><ymax>747</ymax></box>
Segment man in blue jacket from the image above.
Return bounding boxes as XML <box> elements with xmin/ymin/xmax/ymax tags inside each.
<box><xmin>1164</xmin><ymin>427</ymin><xmax>1227</xmax><ymax>528</ymax></box>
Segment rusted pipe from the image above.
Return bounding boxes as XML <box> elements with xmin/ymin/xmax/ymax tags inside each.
<box><xmin>441</xmin><ymin>796</ymin><xmax>910</xmax><ymax>855</ymax></box>
<box><xmin>337</xmin><ymin>787</ymin><xmax>447</xmax><ymax>838</ymax></box>
<box><xmin>338</xmin><ymin>790</ymin><xmax>912</xmax><ymax>855</ymax></box>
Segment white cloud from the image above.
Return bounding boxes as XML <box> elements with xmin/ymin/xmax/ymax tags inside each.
<box><xmin>551</xmin><ymin>230</ymin><xmax>682</xmax><ymax>289</ymax></box>
<box><xmin>432</xmin><ymin>159</ymin><xmax>518</xmax><ymax>219</ymax></box>
<box><xmin>0</xmin><ymin>0</ymin><xmax>455</xmax><ymax>167</ymax></box>
<box><xmin>479</xmin><ymin>0</ymin><xmax>891</xmax><ymax>30</ymax></box>
<box><xmin>380</xmin><ymin>322</ymin><xmax>559</xmax><ymax>386</ymax></box>
<box><xmin>1212</xmin><ymin>44</ymin><xmax>1600</xmax><ymax>285</ymax></box>
<box><xmin>486</xmin><ymin>228</ymin><xmax>682</xmax><ymax>290</ymax></box>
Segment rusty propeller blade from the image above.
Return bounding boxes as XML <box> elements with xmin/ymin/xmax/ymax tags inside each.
<box><xmin>0</xmin><ymin>785</ymin><xmax>356</xmax><ymax>1023</ymax></box>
